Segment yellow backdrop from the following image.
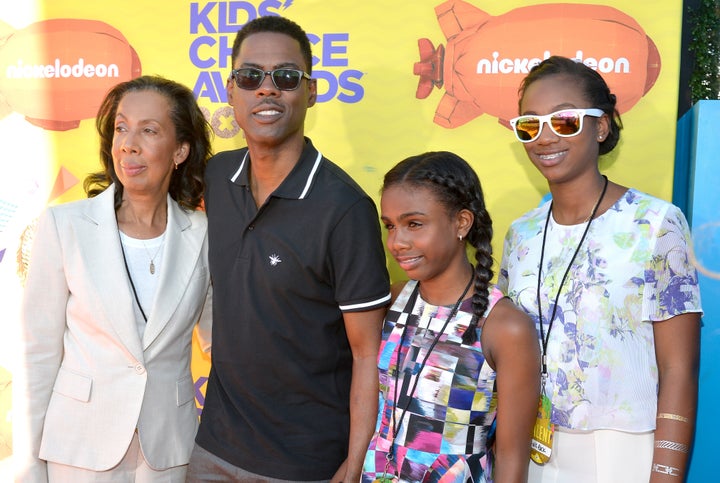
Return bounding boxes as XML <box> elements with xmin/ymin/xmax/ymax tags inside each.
<box><xmin>0</xmin><ymin>0</ymin><xmax>683</xmax><ymax>477</ymax></box>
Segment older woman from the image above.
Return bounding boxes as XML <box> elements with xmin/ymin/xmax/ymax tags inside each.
<box><xmin>14</xmin><ymin>75</ymin><xmax>213</xmax><ymax>482</ymax></box>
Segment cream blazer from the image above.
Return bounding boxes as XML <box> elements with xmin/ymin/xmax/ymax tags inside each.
<box><xmin>13</xmin><ymin>184</ymin><xmax>212</xmax><ymax>481</ymax></box>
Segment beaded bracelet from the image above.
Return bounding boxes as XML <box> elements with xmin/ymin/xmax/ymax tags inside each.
<box><xmin>655</xmin><ymin>440</ymin><xmax>689</xmax><ymax>453</ymax></box>
<box><xmin>652</xmin><ymin>463</ymin><xmax>680</xmax><ymax>477</ymax></box>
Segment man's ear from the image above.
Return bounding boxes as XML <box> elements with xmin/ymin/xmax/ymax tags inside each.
<box><xmin>227</xmin><ymin>78</ymin><xmax>235</xmax><ymax>105</ymax></box>
<box><xmin>307</xmin><ymin>78</ymin><xmax>318</xmax><ymax>108</ymax></box>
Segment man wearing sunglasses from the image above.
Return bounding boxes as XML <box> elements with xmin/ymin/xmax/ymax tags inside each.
<box><xmin>187</xmin><ymin>15</ymin><xmax>390</xmax><ymax>483</ymax></box>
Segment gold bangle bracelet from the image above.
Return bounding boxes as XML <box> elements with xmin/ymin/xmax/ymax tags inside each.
<box><xmin>657</xmin><ymin>413</ymin><xmax>689</xmax><ymax>423</ymax></box>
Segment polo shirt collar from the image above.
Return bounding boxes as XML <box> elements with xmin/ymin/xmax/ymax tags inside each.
<box><xmin>229</xmin><ymin>137</ymin><xmax>323</xmax><ymax>200</ymax></box>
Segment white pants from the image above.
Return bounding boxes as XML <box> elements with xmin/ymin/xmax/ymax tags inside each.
<box><xmin>528</xmin><ymin>429</ymin><xmax>654</xmax><ymax>483</ymax></box>
<box><xmin>46</xmin><ymin>431</ymin><xmax>187</xmax><ymax>483</ymax></box>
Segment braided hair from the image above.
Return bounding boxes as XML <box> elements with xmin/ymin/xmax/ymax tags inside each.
<box><xmin>518</xmin><ymin>55</ymin><xmax>623</xmax><ymax>155</ymax></box>
<box><xmin>382</xmin><ymin>151</ymin><xmax>493</xmax><ymax>344</ymax></box>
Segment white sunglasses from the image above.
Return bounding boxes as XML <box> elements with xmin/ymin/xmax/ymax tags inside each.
<box><xmin>509</xmin><ymin>108</ymin><xmax>605</xmax><ymax>143</ymax></box>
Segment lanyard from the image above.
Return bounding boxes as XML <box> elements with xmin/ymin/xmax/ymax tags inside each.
<box><xmin>120</xmin><ymin>240</ymin><xmax>148</xmax><ymax>322</ymax></box>
<box><xmin>384</xmin><ymin>274</ymin><xmax>473</xmax><ymax>475</ymax></box>
<box><xmin>536</xmin><ymin>176</ymin><xmax>608</xmax><ymax>380</ymax></box>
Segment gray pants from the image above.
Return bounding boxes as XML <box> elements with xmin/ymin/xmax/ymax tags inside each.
<box><xmin>185</xmin><ymin>443</ymin><xmax>332</xmax><ymax>483</ymax></box>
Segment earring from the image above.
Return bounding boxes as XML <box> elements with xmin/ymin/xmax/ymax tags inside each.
<box><xmin>174</xmin><ymin>162</ymin><xmax>179</xmax><ymax>171</ymax></box>
<box><xmin>597</xmin><ymin>135</ymin><xmax>604</xmax><ymax>141</ymax></box>
<box><xmin>458</xmin><ymin>234</ymin><xmax>463</xmax><ymax>241</ymax></box>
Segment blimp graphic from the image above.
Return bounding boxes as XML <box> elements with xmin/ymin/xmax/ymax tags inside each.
<box><xmin>0</xmin><ymin>18</ymin><xmax>142</xmax><ymax>131</ymax></box>
<box><xmin>414</xmin><ymin>0</ymin><xmax>661</xmax><ymax>128</ymax></box>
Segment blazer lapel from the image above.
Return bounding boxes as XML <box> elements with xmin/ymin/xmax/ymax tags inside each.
<box><xmin>142</xmin><ymin>198</ymin><xmax>204</xmax><ymax>349</ymax></box>
<box><xmin>79</xmin><ymin>185</ymin><xmax>144</xmax><ymax>361</ymax></box>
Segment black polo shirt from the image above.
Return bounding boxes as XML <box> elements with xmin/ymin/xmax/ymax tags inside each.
<box><xmin>197</xmin><ymin>138</ymin><xmax>390</xmax><ymax>480</ymax></box>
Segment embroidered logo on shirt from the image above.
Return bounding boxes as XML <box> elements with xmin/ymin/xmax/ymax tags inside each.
<box><xmin>269</xmin><ymin>254</ymin><xmax>282</xmax><ymax>266</ymax></box>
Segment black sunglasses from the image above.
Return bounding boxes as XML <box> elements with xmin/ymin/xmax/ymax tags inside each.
<box><xmin>230</xmin><ymin>67</ymin><xmax>311</xmax><ymax>91</ymax></box>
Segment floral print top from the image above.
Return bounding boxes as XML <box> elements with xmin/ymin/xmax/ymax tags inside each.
<box><xmin>498</xmin><ymin>189</ymin><xmax>701</xmax><ymax>431</ymax></box>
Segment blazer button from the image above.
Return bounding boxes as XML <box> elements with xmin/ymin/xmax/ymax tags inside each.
<box><xmin>134</xmin><ymin>363</ymin><xmax>145</xmax><ymax>374</ymax></box>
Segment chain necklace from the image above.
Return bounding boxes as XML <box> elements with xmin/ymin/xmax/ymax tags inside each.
<box><xmin>143</xmin><ymin>239</ymin><xmax>164</xmax><ymax>275</ymax></box>
<box><xmin>117</xmin><ymin>230</ymin><xmax>165</xmax><ymax>322</ymax></box>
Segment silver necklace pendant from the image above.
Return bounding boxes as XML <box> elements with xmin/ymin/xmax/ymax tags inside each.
<box><xmin>143</xmin><ymin>238</ymin><xmax>163</xmax><ymax>275</ymax></box>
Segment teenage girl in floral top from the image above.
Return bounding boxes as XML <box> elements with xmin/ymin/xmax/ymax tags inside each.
<box><xmin>363</xmin><ymin>151</ymin><xmax>539</xmax><ymax>482</ymax></box>
<box><xmin>499</xmin><ymin>56</ymin><xmax>702</xmax><ymax>482</ymax></box>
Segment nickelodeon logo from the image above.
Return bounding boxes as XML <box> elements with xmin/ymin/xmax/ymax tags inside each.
<box><xmin>6</xmin><ymin>58</ymin><xmax>121</xmax><ymax>79</ymax></box>
<box><xmin>0</xmin><ymin>18</ymin><xmax>141</xmax><ymax>131</ymax></box>
<box><xmin>415</xmin><ymin>0</ymin><xmax>661</xmax><ymax>129</ymax></box>
<box><xmin>475</xmin><ymin>51</ymin><xmax>631</xmax><ymax>76</ymax></box>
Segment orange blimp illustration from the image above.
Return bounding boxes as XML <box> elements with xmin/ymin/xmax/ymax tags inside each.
<box><xmin>414</xmin><ymin>0</ymin><xmax>661</xmax><ymax>128</ymax></box>
<box><xmin>0</xmin><ymin>19</ymin><xmax>141</xmax><ymax>131</ymax></box>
